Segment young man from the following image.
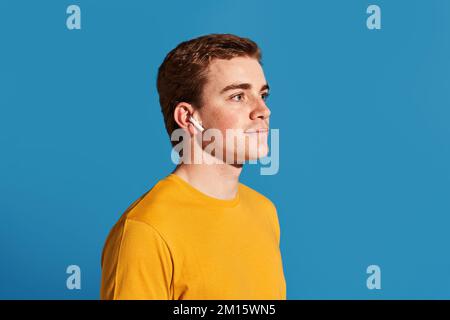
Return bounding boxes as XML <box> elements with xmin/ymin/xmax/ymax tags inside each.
<box><xmin>100</xmin><ymin>34</ymin><xmax>286</xmax><ymax>300</ymax></box>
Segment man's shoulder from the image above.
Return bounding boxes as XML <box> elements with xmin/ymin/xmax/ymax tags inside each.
<box><xmin>123</xmin><ymin>175</ymin><xmax>184</xmax><ymax>226</ymax></box>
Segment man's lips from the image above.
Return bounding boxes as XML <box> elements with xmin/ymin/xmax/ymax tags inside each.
<box><xmin>244</xmin><ymin>128</ymin><xmax>269</xmax><ymax>134</ymax></box>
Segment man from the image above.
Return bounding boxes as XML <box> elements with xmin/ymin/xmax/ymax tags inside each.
<box><xmin>100</xmin><ymin>33</ymin><xmax>286</xmax><ymax>299</ymax></box>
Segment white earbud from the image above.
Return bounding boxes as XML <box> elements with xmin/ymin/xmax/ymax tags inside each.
<box><xmin>189</xmin><ymin>116</ymin><xmax>205</xmax><ymax>133</ymax></box>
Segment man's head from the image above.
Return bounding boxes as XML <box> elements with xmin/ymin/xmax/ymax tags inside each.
<box><xmin>157</xmin><ymin>33</ymin><xmax>271</xmax><ymax>162</ymax></box>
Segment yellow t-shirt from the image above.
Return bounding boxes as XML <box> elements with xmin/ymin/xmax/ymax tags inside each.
<box><xmin>100</xmin><ymin>173</ymin><xmax>286</xmax><ymax>300</ymax></box>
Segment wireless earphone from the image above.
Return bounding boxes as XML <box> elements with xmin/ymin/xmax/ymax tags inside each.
<box><xmin>189</xmin><ymin>115</ymin><xmax>205</xmax><ymax>133</ymax></box>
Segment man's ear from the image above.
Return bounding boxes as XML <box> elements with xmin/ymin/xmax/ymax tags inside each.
<box><xmin>173</xmin><ymin>102</ymin><xmax>196</xmax><ymax>135</ymax></box>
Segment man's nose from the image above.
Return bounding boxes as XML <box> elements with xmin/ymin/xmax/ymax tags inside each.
<box><xmin>250</xmin><ymin>97</ymin><xmax>271</xmax><ymax>120</ymax></box>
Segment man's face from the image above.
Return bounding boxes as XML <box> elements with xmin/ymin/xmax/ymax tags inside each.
<box><xmin>197</xmin><ymin>56</ymin><xmax>271</xmax><ymax>162</ymax></box>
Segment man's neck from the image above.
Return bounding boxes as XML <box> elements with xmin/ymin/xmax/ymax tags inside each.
<box><xmin>172</xmin><ymin>162</ymin><xmax>242</xmax><ymax>200</ymax></box>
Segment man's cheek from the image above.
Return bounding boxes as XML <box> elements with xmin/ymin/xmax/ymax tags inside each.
<box><xmin>217</xmin><ymin>115</ymin><xmax>241</xmax><ymax>130</ymax></box>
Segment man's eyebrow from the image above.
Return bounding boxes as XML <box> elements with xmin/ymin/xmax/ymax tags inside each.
<box><xmin>220</xmin><ymin>83</ymin><xmax>270</xmax><ymax>94</ymax></box>
<box><xmin>261</xmin><ymin>83</ymin><xmax>270</xmax><ymax>92</ymax></box>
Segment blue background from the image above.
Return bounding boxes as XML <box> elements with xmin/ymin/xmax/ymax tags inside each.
<box><xmin>1</xmin><ymin>0</ymin><xmax>450</xmax><ymax>299</ymax></box>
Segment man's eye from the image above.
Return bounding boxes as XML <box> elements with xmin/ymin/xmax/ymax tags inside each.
<box><xmin>231</xmin><ymin>94</ymin><xmax>244</xmax><ymax>101</ymax></box>
<box><xmin>261</xmin><ymin>92</ymin><xmax>270</xmax><ymax>101</ymax></box>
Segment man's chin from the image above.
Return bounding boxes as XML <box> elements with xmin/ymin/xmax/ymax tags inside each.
<box><xmin>246</xmin><ymin>147</ymin><xmax>270</xmax><ymax>161</ymax></box>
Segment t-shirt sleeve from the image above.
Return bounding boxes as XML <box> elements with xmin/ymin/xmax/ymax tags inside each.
<box><xmin>111</xmin><ymin>218</ymin><xmax>173</xmax><ymax>299</ymax></box>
